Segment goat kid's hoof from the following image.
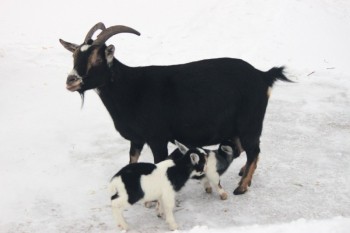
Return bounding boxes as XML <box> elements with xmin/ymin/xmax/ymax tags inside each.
<box><xmin>144</xmin><ymin>201</ymin><xmax>157</xmax><ymax>208</ymax></box>
<box><xmin>220</xmin><ymin>192</ymin><xmax>228</xmax><ymax>200</ymax></box>
<box><xmin>233</xmin><ymin>186</ymin><xmax>248</xmax><ymax>195</ymax></box>
<box><xmin>169</xmin><ymin>223</ymin><xmax>178</xmax><ymax>231</ymax></box>
<box><xmin>118</xmin><ymin>223</ymin><xmax>128</xmax><ymax>231</ymax></box>
<box><xmin>157</xmin><ymin>212</ymin><xmax>164</xmax><ymax>219</ymax></box>
<box><xmin>205</xmin><ymin>187</ymin><xmax>213</xmax><ymax>193</ymax></box>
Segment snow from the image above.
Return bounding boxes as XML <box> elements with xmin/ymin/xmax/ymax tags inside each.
<box><xmin>1</xmin><ymin>0</ymin><xmax>350</xmax><ymax>232</ymax></box>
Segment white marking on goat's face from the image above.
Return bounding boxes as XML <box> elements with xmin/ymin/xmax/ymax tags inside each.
<box><xmin>267</xmin><ymin>87</ymin><xmax>272</xmax><ymax>98</ymax></box>
<box><xmin>66</xmin><ymin>69</ymin><xmax>83</xmax><ymax>92</ymax></box>
<box><xmin>68</xmin><ymin>69</ymin><xmax>82</xmax><ymax>79</ymax></box>
<box><xmin>80</xmin><ymin>44</ymin><xmax>91</xmax><ymax>52</ymax></box>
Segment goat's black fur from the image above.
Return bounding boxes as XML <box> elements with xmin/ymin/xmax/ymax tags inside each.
<box><xmin>95</xmin><ymin>57</ymin><xmax>289</xmax><ymax>163</ymax></box>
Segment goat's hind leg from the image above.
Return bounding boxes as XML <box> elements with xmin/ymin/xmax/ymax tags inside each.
<box><xmin>233</xmin><ymin>137</ymin><xmax>246</xmax><ymax>176</ymax></box>
<box><xmin>234</xmin><ymin>138</ymin><xmax>260</xmax><ymax>195</ymax></box>
<box><xmin>239</xmin><ymin>164</ymin><xmax>246</xmax><ymax>176</ymax></box>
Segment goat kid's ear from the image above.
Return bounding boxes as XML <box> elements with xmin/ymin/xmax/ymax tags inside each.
<box><xmin>190</xmin><ymin>153</ymin><xmax>200</xmax><ymax>165</ymax></box>
<box><xmin>105</xmin><ymin>45</ymin><xmax>115</xmax><ymax>66</ymax></box>
<box><xmin>175</xmin><ymin>140</ymin><xmax>189</xmax><ymax>155</ymax></box>
<box><xmin>220</xmin><ymin>145</ymin><xmax>234</xmax><ymax>155</ymax></box>
<box><xmin>59</xmin><ymin>39</ymin><xmax>78</xmax><ymax>53</ymax></box>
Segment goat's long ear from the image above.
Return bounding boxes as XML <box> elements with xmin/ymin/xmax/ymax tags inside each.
<box><xmin>59</xmin><ymin>39</ymin><xmax>78</xmax><ymax>53</ymax></box>
<box><xmin>220</xmin><ymin>145</ymin><xmax>233</xmax><ymax>155</ymax></box>
<box><xmin>105</xmin><ymin>45</ymin><xmax>115</xmax><ymax>66</ymax></box>
<box><xmin>175</xmin><ymin>140</ymin><xmax>189</xmax><ymax>155</ymax></box>
<box><xmin>190</xmin><ymin>153</ymin><xmax>200</xmax><ymax>165</ymax></box>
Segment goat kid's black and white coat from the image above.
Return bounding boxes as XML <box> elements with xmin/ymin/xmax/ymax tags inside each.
<box><xmin>170</xmin><ymin>140</ymin><xmax>241</xmax><ymax>200</ymax></box>
<box><xmin>109</xmin><ymin>141</ymin><xmax>207</xmax><ymax>230</ymax></box>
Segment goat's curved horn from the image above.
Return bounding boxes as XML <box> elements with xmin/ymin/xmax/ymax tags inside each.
<box><xmin>93</xmin><ymin>25</ymin><xmax>140</xmax><ymax>45</ymax></box>
<box><xmin>84</xmin><ymin>22</ymin><xmax>106</xmax><ymax>43</ymax></box>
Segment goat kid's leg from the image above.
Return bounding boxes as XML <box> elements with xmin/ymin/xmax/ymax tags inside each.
<box><xmin>111</xmin><ymin>199</ymin><xmax>129</xmax><ymax>230</ymax></box>
<box><xmin>206</xmin><ymin>173</ymin><xmax>228</xmax><ymax>200</ymax></box>
<box><xmin>129</xmin><ymin>141</ymin><xmax>144</xmax><ymax>164</ymax></box>
<box><xmin>234</xmin><ymin>143</ymin><xmax>260</xmax><ymax>195</ymax></box>
<box><xmin>156</xmin><ymin>200</ymin><xmax>164</xmax><ymax>218</ymax></box>
<box><xmin>202</xmin><ymin>177</ymin><xmax>212</xmax><ymax>194</ymax></box>
<box><xmin>161</xmin><ymin>194</ymin><xmax>178</xmax><ymax>230</ymax></box>
<box><xmin>216</xmin><ymin>181</ymin><xmax>228</xmax><ymax>200</ymax></box>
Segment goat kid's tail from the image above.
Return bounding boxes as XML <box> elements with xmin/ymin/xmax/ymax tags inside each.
<box><xmin>109</xmin><ymin>177</ymin><xmax>120</xmax><ymax>201</ymax></box>
<box><xmin>263</xmin><ymin>66</ymin><xmax>292</xmax><ymax>87</ymax></box>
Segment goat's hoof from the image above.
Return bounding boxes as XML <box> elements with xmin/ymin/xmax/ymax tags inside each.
<box><xmin>118</xmin><ymin>223</ymin><xmax>128</xmax><ymax>231</ymax></box>
<box><xmin>220</xmin><ymin>192</ymin><xmax>228</xmax><ymax>200</ymax></box>
<box><xmin>144</xmin><ymin>201</ymin><xmax>157</xmax><ymax>208</ymax></box>
<box><xmin>205</xmin><ymin>187</ymin><xmax>213</xmax><ymax>193</ymax></box>
<box><xmin>169</xmin><ymin>223</ymin><xmax>178</xmax><ymax>231</ymax></box>
<box><xmin>233</xmin><ymin>186</ymin><xmax>247</xmax><ymax>195</ymax></box>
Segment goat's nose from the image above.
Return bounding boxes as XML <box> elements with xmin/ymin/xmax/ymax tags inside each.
<box><xmin>66</xmin><ymin>75</ymin><xmax>78</xmax><ymax>85</ymax></box>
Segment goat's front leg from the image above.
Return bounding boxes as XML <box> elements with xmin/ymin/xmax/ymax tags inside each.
<box><xmin>111</xmin><ymin>199</ymin><xmax>129</xmax><ymax>230</ymax></box>
<box><xmin>149</xmin><ymin>141</ymin><xmax>168</xmax><ymax>163</ymax></box>
<box><xmin>129</xmin><ymin>141</ymin><xmax>145</xmax><ymax>163</ymax></box>
<box><xmin>161</xmin><ymin>193</ymin><xmax>178</xmax><ymax>230</ymax></box>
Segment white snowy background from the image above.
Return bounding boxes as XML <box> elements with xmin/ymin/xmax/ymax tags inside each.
<box><xmin>0</xmin><ymin>0</ymin><xmax>349</xmax><ymax>232</ymax></box>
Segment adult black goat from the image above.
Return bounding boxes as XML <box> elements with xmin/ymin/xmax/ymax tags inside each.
<box><xmin>59</xmin><ymin>22</ymin><xmax>291</xmax><ymax>195</ymax></box>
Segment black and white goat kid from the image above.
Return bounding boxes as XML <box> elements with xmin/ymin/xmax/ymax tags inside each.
<box><xmin>109</xmin><ymin>141</ymin><xmax>207</xmax><ymax>230</ymax></box>
<box><xmin>60</xmin><ymin>22</ymin><xmax>291</xmax><ymax>195</ymax></box>
<box><xmin>170</xmin><ymin>140</ymin><xmax>241</xmax><ymax>200</ymax></box>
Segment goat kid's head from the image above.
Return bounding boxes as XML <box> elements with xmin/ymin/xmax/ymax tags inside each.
<box><xmin>59</xmin><ymin>22</ymin><xmax>140</xmax><ymax>93</ymax></box>
<box><xmin>175</xmin><ymin>140</ymin><xmax>208</xmax><ymax>176</ymax></box>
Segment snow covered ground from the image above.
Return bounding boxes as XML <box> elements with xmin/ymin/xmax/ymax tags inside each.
<box><xmin>0</xmin><ymin>0</ymin><xmax>349</xmax><ymax>232</ymax></box>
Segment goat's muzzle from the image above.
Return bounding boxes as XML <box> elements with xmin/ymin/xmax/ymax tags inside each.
<box><xmin>66</xmin><ymin>75</ymin><xmax>83</xmax><ymax>92</ymax></box>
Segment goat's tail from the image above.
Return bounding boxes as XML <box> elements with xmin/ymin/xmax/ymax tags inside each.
<box><xmin>109</xmin><ymin>177</ymin><xmax>120</xmax><ymax>201</ymax></box>
<box><xmin>263</xmin><ymin>66</ymin><xmax>292</xmax><ymax>87</ymax></box>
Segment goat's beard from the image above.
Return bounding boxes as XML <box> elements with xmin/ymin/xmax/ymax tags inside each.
<box><xmin>78</xmin><ymin>90</ymin><xmax>85</xmax><ymax>109</ymax></box>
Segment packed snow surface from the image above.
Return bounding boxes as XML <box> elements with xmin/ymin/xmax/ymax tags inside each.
<box><xmin>0</xmin><ymin>0</ymin><xmax>349</xmax><ymax>232</ymax></box>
